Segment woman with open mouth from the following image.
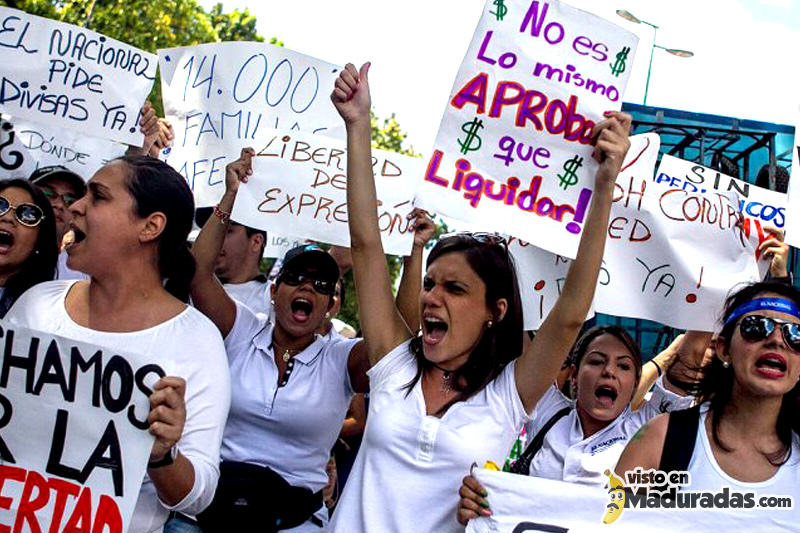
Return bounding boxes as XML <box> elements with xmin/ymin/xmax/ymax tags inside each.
<box><xmin>327</xmin><ymin>62</ymin><xmax>630</xmax><ymax>533</ymax></box>
<box><xmin>457</xmin><ymin>325</ymin><xmax>696</xmax><ymax>523</ymax></box>
<box><xmin>614</xmin><ymin>280</ymin><xmax>800</xmax><ymax>528</ymax></box>
<box><xmin>0</xmin><ymin>179</ymin><xmax>58</xmax><ymax>316</ymax></box>
<box><xmin>187</xmin><ymin>149</ymin><xmax>426</xmax><ymax>532</ymax></box>
<box><xmin>6</xmin><ymin>157</ymin><xmax>231</xmax><ymax>533</ymax></box>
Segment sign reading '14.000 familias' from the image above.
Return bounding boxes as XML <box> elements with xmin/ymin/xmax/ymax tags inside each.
<box><xmin>0</xmin><ymin>321</ymin><xmax>157</xmax><ymax>533</ymax></box>
<box><xmin>416</xmin><ymin>0</ymin><xmax>638</xmax><ymax>259</ymax></box>
<box><xmin>159</xmin><ymin>41</ymin><xmax>344</xmax><ymax>207</ymax></box>
<box><xmin>0</xmin><ymin>7</ymin><xmax>156</xmax><ymax>146</ymax></box>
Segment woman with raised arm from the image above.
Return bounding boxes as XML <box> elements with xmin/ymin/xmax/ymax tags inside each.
<box><xmin>188</xmin><ymin>151</ymin><xmax>430</xmax><ymax>531</ymax></box>
<box><xmin>328</xmin><ymin>62</ymin><xmax>630</xmax><ymax>532</ymax></box>
<box><xmin>614</xmin><ymin>280</ymin><xmax>800</xmax><ymax>528</ymax></box>
<box><xmin>6</xmin><ymin>156</ymin><xmax>231</xmax><ymax>533</ymax></box>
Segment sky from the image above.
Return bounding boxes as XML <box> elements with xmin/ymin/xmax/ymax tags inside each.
<box><xmin>200</xmin><ymin>0</ymin><xmax>800</xmax><ymax>155</ymax></box>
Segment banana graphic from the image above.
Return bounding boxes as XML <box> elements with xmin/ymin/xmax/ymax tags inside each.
<box><xmin>603</xmin><ymin>469</ymin><xmax>626</xmax><ymax>524</ymax></box>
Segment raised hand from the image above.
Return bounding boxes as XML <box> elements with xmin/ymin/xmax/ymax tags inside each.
<box><xmin>407</xmin><ymin>208</ymin><xmax>436</xmax><ymax>249</ymax></box>
<box><xmin>331</xmin><ymin>62</ymin><xmax>372</xmax><ymax>127</ymax></box>
<box><xmin>591</xmin><ymin>111</ymin><xmax>632</xmax><ymax>190</ymax></box>
<box><xmin>758</xmin><ymin>226</ymin><xmax>789</xmax><ymax>278</ymax></box>
<box><xmin>225</xmin><ymin>147</ymin><xmax>255</xmax><ymax>194</ymax></box>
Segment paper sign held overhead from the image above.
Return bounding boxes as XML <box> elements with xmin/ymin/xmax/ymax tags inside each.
<box><xmin>230</xmin><ymin>129</ymin><xmax>423</xmax><ymax>256</ymax></box>
<box><xmin>416</xmin><ymin>0</ymin><xmax>638</xmax><ymax>259</ymax></box>
<box><xmin>0</xmin><ymin>7</ymin><xmax>156</xmax><ymax>146</ymax></box>
<box><xmin>514</xmin><ymin>135</ymin><xmax>765</xmax><ymax>332</ymax></box>
<box><xmin>159</xmin><ymin>42</ymin><xmax>345</xmax><ymax>207</ymax></box>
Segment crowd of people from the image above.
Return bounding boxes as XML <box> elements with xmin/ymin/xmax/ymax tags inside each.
<box><xmin>1</xmin><ymin>60</ymin><xmax>798</xmax><ymax>533</ymax></box>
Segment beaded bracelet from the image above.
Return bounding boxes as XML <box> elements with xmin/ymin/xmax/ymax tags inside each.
<box><xmin>213</xmin><ymin>204</ymin><xmax>231</xmax><ymax>223</ymax></box>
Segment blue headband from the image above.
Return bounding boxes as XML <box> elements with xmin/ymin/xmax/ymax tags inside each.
<box><xmin>724</xmin><ymin>297</ymin><xmax>800</xmax><ymax>327</ymax></box>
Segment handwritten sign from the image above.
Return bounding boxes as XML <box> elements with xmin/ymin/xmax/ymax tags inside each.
<box><xmin>159</xmin><ymin>42</ymin><xmax>344</xmax><ymax>207</ymax></box>
<box><xmin>415</xmin><ymin>0</ymin><xmax>637</xmax><ymax>258</ymax></box>
<box><xmin>0</xmin><ymin>115</ymin><xmax>124</xmax><ymax>180</ymax></box>
<box><xmin>466</xmin><ymin>468</ymin><xmax>795</xmax><ymax>533</ymax></box>
<box><xmin>0</xmin><ymin>7</ymin><xmax>156</xmax><ymax>146</ymax></box>
<box><xmin>513</xmin><ymin>135</ymin><xmax>765</xmax><ymax>332</ymax></box>
<box><xmin>262</xmin><ymin>232</ymin><xmax>310</xmax><ymax>259</ymax></box>
<box><xmin>230</xmin><ymin>128</ymin><xmax>423</xmax><ymax>256</ymax></box>
<box><xmin>656</xmin><ymin>154</ymin><xmax>787</xmax><ymax>231</ymax></box>
<box><xmin>786</xmin><ymin>118</ymin><xmax>800</xmax><ymax>247</ymax></box>
<box><xmin>0</xmin><ymin>321</ymin><xmax>156</xmax><ymax>532</ymax></box>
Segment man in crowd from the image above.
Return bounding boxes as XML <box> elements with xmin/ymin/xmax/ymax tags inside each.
<box><xmin>28</xmin><ymin>165</ymin><xmax>88</xmax><ymax>281</ymax></box>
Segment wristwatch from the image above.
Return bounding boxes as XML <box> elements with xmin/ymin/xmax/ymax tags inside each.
<box><xmin>148</xmin><ymin>446</ymin><xmax>178</xmax><ymax>469</ymax></box>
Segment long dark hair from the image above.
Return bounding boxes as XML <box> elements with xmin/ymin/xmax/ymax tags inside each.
<box><xmin>406</xmin><ymin>235</ymin><xmax>523</xmax><ymax>413</ymax></box>
<box><xmin>117</xmin><ymin>156</ymin><xmax>195</xmax><ymax>302</ymax></box>
<box><xmin>0</xmin><ymin>179</ymin><xmax>58</xmax><ymax>316</ymax></box>
<box><xmin>698</xmin><ymin>281</ymin><xmax>800</xmax><ymax>465</ymax></box>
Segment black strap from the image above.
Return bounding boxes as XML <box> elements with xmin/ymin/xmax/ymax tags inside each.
<box><xmin>510</xmin><ymin>407</ymin><xmax>571</xmax><ymax>475</ymax></box>
<box><xmin>658</xmin><ymin>406</ymin><xmax>701</xmax><ymax>474</ymax></box>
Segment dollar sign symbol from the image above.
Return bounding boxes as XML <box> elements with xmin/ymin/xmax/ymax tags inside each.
<box><xmin>610</xmin><ymin>46</ymin><xmax>630</xmax><ymax>77</ymax></box>
<box><xmin>458</xmin><ymin>118</ymin><xmax>484</xmax><ymax>155</ymax></box>
<box><xmin>490</xmin><ymin>0</ymin><xmax>508</xmax><ymax>21</ymax></box>
<box><xmin>557</xmin><ymin>155</ymin><xmax>583</xmax><ymax>190</ymax></box>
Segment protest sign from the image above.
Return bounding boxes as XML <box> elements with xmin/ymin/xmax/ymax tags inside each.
<box><xmin>415</xmin><ymin>0</ymin><xmax>638</xmax><ymax>258</ymax></box>
<box><xmin>159</xmin><ymin>42</ymin><xmax>344</xmax><ymax>207</ymax></box>
<box><xmin>262</xmin><ymin>232</ymin><xmax>310</xmax><ymax>259</ymax></box>
<box><xmin>0</xmin><ymin>320</ymin><xmax>156</xmax><ymax>532</ymax></box>
<box><xmin>230</xmin><ymin>128</ymin><xmax>423</xmax><ymax>256</ymax></box>
<box><xmin>0</xmin><ymin>7</ymin><xmax>156</xmax><ymax>146</ymax></box>
<box><xmin>513</xmin><ymin>135</ymin><xmax>765</xmax><ymax>332</ymax></box>
<box><xmin>785</xmin><ymin>119</ymin><xmax>800</xmax><ymax>247</ymax></box>
<box><xmin>466</xmin><ymin>468</ymin><xmax>797</xmax><ymax>532</ymax></box>
<box><xmin>0</xmin><ymin>115</ymin><xmax>124</xmax><ymax>180</ymax></box>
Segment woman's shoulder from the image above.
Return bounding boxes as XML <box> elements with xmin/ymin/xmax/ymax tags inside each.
<box><xmin>169</xmin><ymin>305</ymin><xmax>226</xmax><ymax>346</ymax></box>
<box><xmin>6</xmin><ymin>280</ymin><xmax>77</xmax><ymax>323</ymax></box>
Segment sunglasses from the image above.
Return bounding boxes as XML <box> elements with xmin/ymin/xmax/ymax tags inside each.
<box><xmin>40</xmin><ymin>188</ymin><xmax>79</xmax><ymax>207</ymax></box>
<box><xmin>738</xmin><ymin>315</ymin><xmax>800</xmax><ymax>352</ymax></box>
<box><xmin>0</xmin><ymin>196</ymin><xmax>45</xmax><ymax>227</ymax></box>
<box><xmin>278</xmin><ymin>270</ymin><xmax>336</xmax><ymax>295</ymax></box>
<box><xmin>442</xmin><ymin>231</ymin><xmax>508</xmax><ymax>247</ymax></box>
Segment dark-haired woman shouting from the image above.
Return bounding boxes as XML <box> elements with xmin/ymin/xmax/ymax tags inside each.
<box><xmin>7</xmin><ymin>157</ymin><xmax>231</xmax><ymax>532</ymax></box>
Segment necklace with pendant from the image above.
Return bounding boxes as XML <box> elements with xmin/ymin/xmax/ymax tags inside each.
<box><xmin>273</xmin><ymin>342</ymin><xmax>300</xmax><ymax>363</ymax></box>
<box><xmin>440</xmin><ymin>370</ymin><xmax>453</xmax><ymax>394</ymax></box>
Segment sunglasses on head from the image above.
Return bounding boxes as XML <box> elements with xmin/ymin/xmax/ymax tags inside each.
<box><xmin>278</xmin><ymin>270</ymin><xmax>336</xmax><ymax>295</ymax></box>
<box><xmin>443</xmin><ymin>231</ymin><xmax>508</xmax><ymax>247</ymax></box>
<box><xmin>40</xmin><ymin>188</ymin><xmax>79</xmax><ymax>207</ymax></box>
<box><xmin>0</xmin><ymin>196</ymin><xmax>45</xmax><ymax>227</ymax></box>
<box><xmin>738</xmin><ymin>314</ymin><xmax>800</xmax><ymax>352</ymax></box>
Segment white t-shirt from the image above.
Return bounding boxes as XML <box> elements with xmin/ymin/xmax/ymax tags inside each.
<box><xmin>56</xmin><ymin>250</ymin><xmax>89</xmax><ymax>281</ymax></box>
<box><xmin>329</xmin><ymin>340</ymin><xmax>530</xmax><ymax>533</ymax></box>
<box><xmin>6</xmin><ymin>281</ymin><xmax>231</xmax><ymax>533</ymax></box>
<box><xmin>223</xmin><ymin>278</ymin><xmax>271</xmax><ymax>318</ymax></box>
<box><xmin>526</xmin><ymin>377</ymin><xmax>691</xmax><ymax>485</ymax></box>
<box><xmin>221</xmin><ymin>301</ymin><xmax>358</xmax><ymax>492</ymax></box>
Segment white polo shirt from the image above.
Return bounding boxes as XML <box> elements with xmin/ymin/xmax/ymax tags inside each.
<box><xmin>221</xmin><ymin>301</ymin><xmax>359</xmax><ymax>492</ymax></box>
<box><xmin>330</xmin><ymin>340</ymin><xmax>530</xmax><ymax>533</ymax></box>
<box><xmin>525</xmin><ymin>377</ymin><xmax>692</xmax><ymax>485</ymax></box>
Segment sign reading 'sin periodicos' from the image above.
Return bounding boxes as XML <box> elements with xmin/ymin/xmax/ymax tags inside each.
<box><xmin>416</xmin><ymin>0</ymin><xmax>638</xmax><ymax>258</ymax></box>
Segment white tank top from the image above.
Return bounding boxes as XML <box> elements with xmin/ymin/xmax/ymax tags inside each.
<box><xmin>688</xmin><ymin>409</ymin><xmax>800</xmax><ymax>493</ymax></box>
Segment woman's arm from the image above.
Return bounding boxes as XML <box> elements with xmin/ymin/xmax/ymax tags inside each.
<box><xmin>631</xmin><ymin>334</ymin><xmax>682</xmax><ymax>410</ymax></box>
<box><xmin>190</xmin><ymin>148</ymin><xmax>254</xmax><ymax>337</ymax></box>
<box><xmin>396</xmin><ymin>209</ymin><xmax>435</xmax><ymax>332</ymax></box>
<box><xmin>332</xmin><ymin>63</ymin><xmax>411</xmax><ymax>364</ymax></box>
<box><xmin>615</xmin><ymin>413</ymin><xmax>669</xmax><ymax>475</ymax></box>
<box><xmin>515</xmin><ymin>112</ymin><xmax>631</xmax><ymax>412</ymax></box>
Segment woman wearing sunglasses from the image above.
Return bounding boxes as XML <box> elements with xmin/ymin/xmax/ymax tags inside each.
<box><xmin>328</xmin><ymin>63</ymin><xmax>630</xmax><ymax>532</ymax></box>
<box><xmin>188</xmin><ymin>150</ymin><xmax>427</xmax><ymax>532</ymax></box>
<box><xmin>0</xmin><ymin>179</ymin><xmax>58</xmax><ymax>316</ymax></box>
<box><xmin>6</xmin><ymin>157</ymin><xmax>231</xmax><ymax>532</ymax></box>
<box><xmin>615</xmin><ymin>281</ymin><xmax>800</xmax><ymax>527</ymax></box>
